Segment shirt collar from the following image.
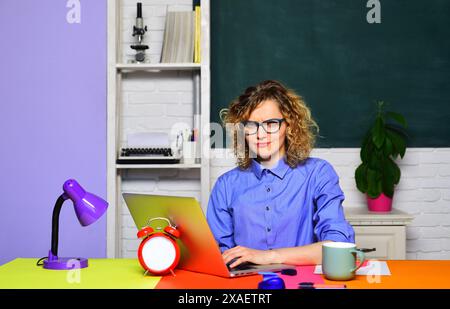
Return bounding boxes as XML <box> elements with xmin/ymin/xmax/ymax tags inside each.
<box><xmin>250</xmin><ymin>157</ymin><xmax>290</xmax><ymax>180</ymax></box>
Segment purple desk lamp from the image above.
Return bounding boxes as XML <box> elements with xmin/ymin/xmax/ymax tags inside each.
<box><xmin>42</xmin><ymin>179</ymin><xmax>108</xmax><ymax>270</ymax></box>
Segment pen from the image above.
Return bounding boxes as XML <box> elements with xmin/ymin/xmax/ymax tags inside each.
<box><xmin>193</xmin><ymin>128</ymin><xmax>198</xmax><ymax>142</ymax></box>
<box><xmin>360</xmin><ymin>248</ymin><xmax>376</xmax><ymax>253</ymax></box>
<box><xmin>298</xmin><ymin>282</ymin><xmax>346</xmax><ymax>289</ymax></box>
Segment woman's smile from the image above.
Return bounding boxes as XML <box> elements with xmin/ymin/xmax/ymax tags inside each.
<box><xmin>256</xmin><ymin>141</ymin><xmax>271</xmax><ymax>148</ymax></box>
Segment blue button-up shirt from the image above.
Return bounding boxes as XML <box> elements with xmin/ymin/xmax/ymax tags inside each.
<box><xmin>206</xmin><ymin>157</ymin><xmax>355</xmax><ymax>252</ymax></box>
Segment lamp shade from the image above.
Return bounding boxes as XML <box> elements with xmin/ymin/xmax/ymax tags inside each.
<box><xmin>63</xmin><ymin>179</ymin><xmax>108</xmax><ymax>226</ymax></box>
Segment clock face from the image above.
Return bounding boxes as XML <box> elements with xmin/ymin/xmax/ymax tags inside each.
<box><xmin>141</xmin><ymin>236</ymin><xmax>176</xmax><ymax>272</ymax></box>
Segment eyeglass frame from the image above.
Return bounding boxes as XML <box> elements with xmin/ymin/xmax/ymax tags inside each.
<box><xmin>240</xmin><ymin>118</ymin><xmax>286</xmax><ymax>135</ymax></box>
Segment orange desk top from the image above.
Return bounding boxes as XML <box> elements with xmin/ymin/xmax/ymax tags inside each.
<box><xmin>324</xmin><ymin>260</ymin><xmax>450</xmax><ymax>289</ymax></box>
<box><xmin>158</xmin><ymin>260</ymin><xmax>450</xmax><ymax>289</ymax></box>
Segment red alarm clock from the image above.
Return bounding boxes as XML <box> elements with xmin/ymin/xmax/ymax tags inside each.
<box><xmin>137</xmin><ymin>217</ymin><xmax>181</xmax><ymax>275</ymax></box>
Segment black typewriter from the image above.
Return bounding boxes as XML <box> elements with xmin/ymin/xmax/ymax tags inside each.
<box><xmin>116</xmin><ymin>147</ymin><xmax>180</xmax><ymax>164</ymax></box>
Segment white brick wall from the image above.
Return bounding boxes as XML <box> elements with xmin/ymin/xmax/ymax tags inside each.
<box><xmin>210</xmin><ymin>148</ymin><xmax>450</xmax><ymax>260</ymax></box>
<box><xmin>121</xmin><ymin>71</ymin><xmax>195</xmax><ymax>142</ymax></box>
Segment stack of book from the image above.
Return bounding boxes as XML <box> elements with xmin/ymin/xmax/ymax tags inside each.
<box><xmin>161</xmin><ymin>6</ymin><xmax>201</xmax><ymax>63</ymax></box>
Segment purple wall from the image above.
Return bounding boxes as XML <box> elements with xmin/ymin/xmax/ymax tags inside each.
<box><xmin>0</xmin><ymin>0</ymin><xmax>107</xmax><ymax>265</ymax></box>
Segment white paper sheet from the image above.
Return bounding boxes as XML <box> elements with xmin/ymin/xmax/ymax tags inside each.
<box><xmin>127</xmin><ymin>132</ymin><xmax>170</xmax><ymax>148</ymax></box>
<box><xmin>314</xmin><ymin>260</ymin><xmax>391</xmax><ymax>276</ymax></box>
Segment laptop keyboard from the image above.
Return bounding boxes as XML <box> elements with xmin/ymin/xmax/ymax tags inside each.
<box><xmin>226</xmin><ymin>259</ymin><xmax>257</xmax><ymax>271</ymax></box>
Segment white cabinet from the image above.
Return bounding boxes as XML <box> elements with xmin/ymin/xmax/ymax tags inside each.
<box><xmin>107</xmin><ymin>0</ymin><xmax>210</xmax><ymax>258</ymax></box>
<box><xmin>345</xmin><ymin>208</ymin><xmax>414</xmax><ymax>260</ymax></box>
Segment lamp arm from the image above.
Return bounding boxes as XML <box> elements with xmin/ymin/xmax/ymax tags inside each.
<box><xmin>51</xmin><ymin>193</ymin><xmax>69</xmax><ymax>257</ymax></box>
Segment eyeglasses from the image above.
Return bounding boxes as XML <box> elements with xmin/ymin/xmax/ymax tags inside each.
<box><xmin>241</xmin><ymin>118</ymin><xmax>286</xmax><ymax>135</ymax></box>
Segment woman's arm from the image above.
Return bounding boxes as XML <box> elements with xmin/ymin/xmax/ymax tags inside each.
<box><xmin>271</xmin><ymin>241</ymin><xmax>332</xmax><ymax>265</ymax></box>
<box><xmin>206</xmin><ymin>176</ymin><xmax>236</xmax><ymax>252</ymax></box>
<box><xmin>223</xmin><ymin>241</ymin><xmax>332</xmax><ymax>268</ymax></box>
<box><xmin>313</xmin><ymin>161</ymin><xmax>355</xmax><ymax>243</ymax></box>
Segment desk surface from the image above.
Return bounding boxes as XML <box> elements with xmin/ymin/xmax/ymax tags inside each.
<box><xmin>1</xmin><ymin>259</ymin><xmax>450</xmax><ymax>289</ymax></box>
<box><xmin>0</xmin><ymin>259</ymin><xmax>160</xmax><ymax>289</ymax></box>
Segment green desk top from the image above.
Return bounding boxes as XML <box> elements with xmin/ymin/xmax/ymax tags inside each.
<box><xmin>0</xmin><ymin>258</ymin><xmax>161</xmax><ymax>289</ymax></box>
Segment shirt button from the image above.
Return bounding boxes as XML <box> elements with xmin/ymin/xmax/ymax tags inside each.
<box><xmin>266</xmin><ymin>206</ymin><xmax>270</xmax><ymax>211</ymax></box>
<box><xmin>266</xmin><ymin>188</ymin><xmax>271</xmax><ymax>192</ymax></box>
<box><xmin>267</xmin><ymin>227</ymin><xmax>271</xmax><ymax>232</ymax></box>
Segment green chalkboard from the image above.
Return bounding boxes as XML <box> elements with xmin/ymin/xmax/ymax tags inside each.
<box><xmin>211</xmin><ymin>0</ymin><xmax>450</xmax><ymax>147</ymax></box>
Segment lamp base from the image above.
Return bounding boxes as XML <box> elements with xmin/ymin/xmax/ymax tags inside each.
<box><xmin>43</xmin><ymin>257</ymin><xmax>88</xmax><ymax>270</ymax></box>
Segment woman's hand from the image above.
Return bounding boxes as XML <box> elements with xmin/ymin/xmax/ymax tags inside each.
<box><xmin>222</xmin><ymin>246</ymin><xmax>280</xmax><ymax>268</ymax></box>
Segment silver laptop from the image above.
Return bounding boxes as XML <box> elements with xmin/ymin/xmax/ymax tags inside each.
<box><xmin>122</xmin><ymin>193</ymin><xmax>295</xmax><ymax>277</ymax></box>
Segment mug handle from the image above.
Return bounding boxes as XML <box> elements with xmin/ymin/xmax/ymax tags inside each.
<box><xmin>350</xmin><ymin>249</ymin><xmax>365</xmax><ymax>273</ymax></box>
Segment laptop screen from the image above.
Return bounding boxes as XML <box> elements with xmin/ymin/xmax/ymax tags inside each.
<box><xmin>122</xmin><ymin>193</ymin><xmax>231</xmax><ymax>277</ymax></box>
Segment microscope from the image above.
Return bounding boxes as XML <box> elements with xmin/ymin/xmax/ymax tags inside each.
<box><xmin>130</xmin><ymin>3</ymin><xmax>149</xmax><ymax>63</ymax></box>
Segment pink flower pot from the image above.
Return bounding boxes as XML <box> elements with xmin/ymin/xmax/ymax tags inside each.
<box><xmin>367</xmin><ymin>193</ymin><xmax>393</xmax><ymax>212</ymax></box>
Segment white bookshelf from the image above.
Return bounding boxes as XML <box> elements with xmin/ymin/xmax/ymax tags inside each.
<box><xmin>116</xmin><ymin>163</ymin><xmax>202</xmax><ymax>169</ymax></box>
<box><xmin>116</xmin><ymin>63</ymin><xmax>201</xmax><ymax>71</ymax></box>
<box><xmin>107</xmin><ymin>0</ymin><xmax>210</xmax><ymax>258</ymax></box>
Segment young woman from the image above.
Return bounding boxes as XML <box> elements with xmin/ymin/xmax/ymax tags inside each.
<box><xmin>207</xmin><ymin>80</ymin><xmax>355</xmax><ymax>268</ymax></box>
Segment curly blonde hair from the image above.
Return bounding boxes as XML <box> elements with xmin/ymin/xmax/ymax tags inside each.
<box><xmin>220</xmin><ymin>80</ymin><xmax>319</xmax><ymax>169</ymax></box>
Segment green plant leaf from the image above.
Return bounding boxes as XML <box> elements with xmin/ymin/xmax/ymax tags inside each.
<box><xmin>386</xmin><ymin>112</ymin><xmax>407</xmax><ymax>128</ymax></box>
<box><xmin>379</xmin><ymin>157</ymin><xmax>401</xmax><ymax>198</ymax></box>
<box><xmin>386</xmin><ymin>124</ymin><xmax>409</xmax><ymax>139</ymax></box>
<box><xmin>367</xmin><ymin>181</ymin><xmax>382</xmax><ymax>198</ymax></box>
<box><xmin>383</xmin><ymin>136</ymin><xmax>394</xmax><ymax>157</ymax></box>
<box><xmin>385</xmin><ymin>124</ymin><xmax>409</xmax><ymax>153</ymax></box>
<box><xmin>367</xmin><ymin>168</ymin><xmax>382</xmax><ymax>198</ymax></box>
<box><xmin>391</xmin><ymin>159</ymin><xmax>401</xmax><ymax>184</ymax></box>
<box><xmin>372</xmin><ymin>117</ymin><xmax>385</xmax><ymax>149</ymax></box>
<box><xmin>355</xmin><ymin>164</ymin><xmax>368</xmax><ymax>193</ymax></box>
<box><xmin>368</xmin><ymin>149</ymin><xmax>383</xmax><ymax>170</ymax></box>
<box><xmin>386</xmin><ymin>130</ymin><xmax>406</xmax><ymax>158</ymax></box>
<box><xmin>382</xmin><ymin>176</ymin><xmax>395</xmax><ymax>198</ymax></box>
<box><xmin>360</xmin><ymin>131</ymin><xmax>372</xmax><ymax>162</ymax></box>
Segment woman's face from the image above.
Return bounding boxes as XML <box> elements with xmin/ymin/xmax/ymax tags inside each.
<box><xmin>245</xmin><ymin>99</ymin><xmax>287</xmax><ymax>162</ymax></box>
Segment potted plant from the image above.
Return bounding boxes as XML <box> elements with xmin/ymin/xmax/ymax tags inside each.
<box><xmin>355</xmin><ymin>101</ymin><xmax>408</xmax><ymax>212</ymax></box>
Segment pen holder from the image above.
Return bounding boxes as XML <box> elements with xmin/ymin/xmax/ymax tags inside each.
<box><xmin>182</xmin><ymin>141</ymin><xmax>197</xmax><ymax>164</ymax></box>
